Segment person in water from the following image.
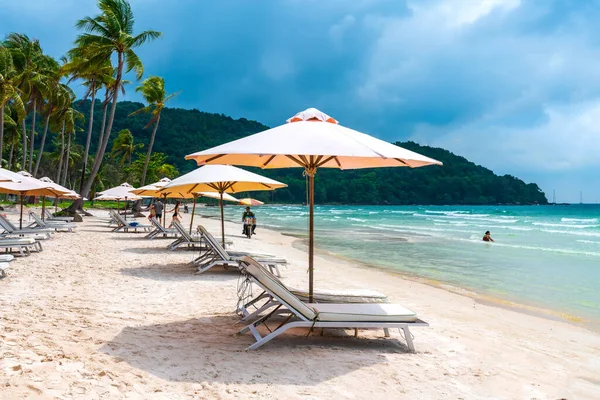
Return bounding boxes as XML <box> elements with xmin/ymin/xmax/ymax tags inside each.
<box><xmin>482</xmin><ymin>231</ymin><xmax>494</xmax><ymax>242</ymax></box>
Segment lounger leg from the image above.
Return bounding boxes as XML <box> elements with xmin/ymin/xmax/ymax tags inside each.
<box><xmin>247</xmin><ymin>321</ymin><xmax>304</xmax><ymax>350</ymax></box>
<box><xmin>401</xmin><ymin>326</ymin><xmax>415</xmax><ymax>353</ymax></box>
<box><xmin>383</xmin><ymin>328</ymin><xmax>390</xmax><ymax>337</ymax></box>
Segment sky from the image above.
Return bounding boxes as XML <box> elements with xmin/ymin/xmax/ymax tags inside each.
<box><xmin>2</xmin><ymin>0</ymin><xmax>600</xmax><ymax>203</ymax></box>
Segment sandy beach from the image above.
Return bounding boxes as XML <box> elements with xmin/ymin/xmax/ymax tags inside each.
<box><xmin>1</xmin><ymin>208</ymin><xmax>600</xmax><ymax>400</ymax></box>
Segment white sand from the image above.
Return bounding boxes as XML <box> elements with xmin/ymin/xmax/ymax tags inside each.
<box><xmin>1</xmin><ymin>208</ymin><xmax>599</xmax><ymax>399</ymax></box>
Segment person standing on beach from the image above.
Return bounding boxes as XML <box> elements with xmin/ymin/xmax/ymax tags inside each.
<box><xmin>169</xmin><ymin>201</ymin><xmax>181</xmax><ymax>227</ymax></box>
<box><xmin>154</xmin><ymin>199</ymin><xmax>164</xmax><ymax>223</ymax></box>
<box><xmin>483</xmin><ymin>231</ymin><xmax>494</xmax><ymax>242</ymax></box>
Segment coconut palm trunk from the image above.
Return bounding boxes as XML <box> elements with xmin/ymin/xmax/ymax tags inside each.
<box><xmin>82</xmin><ymin>54</ymin><xmax>124</xmax><ymax>198</ymax></box>
<box><xmin>33</xmin><ymin>114</ymin><xmax>50</xmax><ymax>176</ymax></box>
<box><xmin>79</xmin><ymin>81</ymin><xmax>96</xmax><ymax>192</ymax></box>
<box><xmin>141</xmin><ymin>113</ymin><xmax>160</xmax><ymax>185</ymax></box>
<box><xmin>21</xmin><ymin>118</ymin><xmax>27</xmax><ymax>169</ymax></box>
<box><xmin>62</xmin><ymin>131</ymin><xmax>71</xmax><ymax>186</ymax></box>
<box><xmin>29</xmin><ymin>99</ymin><xmax>37</xmax><ymax>172</ymax></box>
<box><xmin>8</xmin><ymin>142</ymin><xmax>15</xmax><ymax>170</ymax></box>
<box><xmin>56</xmin><ymin>122</ymin><xmax>65</xmax><ymax>182</ymax></box>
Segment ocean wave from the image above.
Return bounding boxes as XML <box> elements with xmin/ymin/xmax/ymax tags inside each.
<box><xmin>413</xmin><ymin>213</ymin><xmax>518</xmax><ymax>224</ymax></box>
<box><xmin>347</xmin><ymin>217</ymin><xmax>367</xmax><ymax>222</ymax></box>
<box><xmin>532</xmin><ymin>222</ymin><xmax>599</xmax><ymax>229</ymax></box>
<box><xmin>540</xmin><ymin>229</ymin><xmax>600</xmax><ymax>237</ymax></box>
<box><xmin>561</xmin><ymin>218</ymin><xmax>599</xmax><ymax>223</ymax></box>
<box><xmin>577</xmin><ymin>240</ymin><xmax>600</xmax><ymax>245</ymax></box>
<box><xmin>389</xmin><ymin>210</ymin><xmax>415</xmax><ymax>214</ymax></box>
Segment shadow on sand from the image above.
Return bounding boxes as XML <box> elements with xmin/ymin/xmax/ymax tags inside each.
<box><xmin>120</xmin><ymin>264</ymin><xmax>240</xmax><ymax>282</ymax></box>
<box><xmin>101</xmin><ymin>315</ymin><xmax>411</xmax><ymax>385</ymax></box>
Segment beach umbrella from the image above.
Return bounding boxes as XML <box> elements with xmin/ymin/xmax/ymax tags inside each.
<box><xmin>238</xmin><ymin>198</ymin><xmax>264</xmax><ymax>206</ymax></box>
<box><xmin>0</xmin><ymin>171</ymin><xmax>70</xmax><ymax>228</ymax></box>
<box><xmin>96</xmin><ymin>182</ymin><xmax>141</xmax><ymax>220</ymax></box>
<box><xmin>37</xmin><ymin>177</ymin><xmax>80</xmax><ymax>220</ymax></box>
<box><xmin>160</xmin><ymin>165</ymin><xmax>286</xmax><ymax>246</ymax></box>
<box><xmin>185</xmin><ymin>107</ymin><xmax>442</xmax><ymax>301</ymax></box>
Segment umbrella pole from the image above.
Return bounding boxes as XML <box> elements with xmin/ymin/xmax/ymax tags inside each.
<box><xmin>19</xmin><ymin>193</ymin><xmax>24</xmax><ymax>229</ymax></box>
<box><xmin>308</xmin><ymin>172</ymin><xmax>315</xmax><ymax>303</ymax></box>
<box><xmin>189</xmin><ymin>194</ymin><xmax>198</xmax><ymax>234</ymax></box>
<box><xmin>220</xmin><ymin>191</ymin><xmax>225</xmax><ymax>248</ymax></box>
<box><xmin>124</xmin><ymin>197</ymin><xmax>127</xmax><ymax>221</ymax></box>
<box><xmin>42</xmin><ymin>196</ymin><xmax>46</xmax><ymax>221</ymax></box>
<box><xmin>163</xmin><ymin>194</ymin><xmax>167</xmax><ymax>227</ymax></box>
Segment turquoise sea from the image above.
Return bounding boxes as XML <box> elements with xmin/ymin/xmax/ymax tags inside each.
<box><xmin>200</xmin><ymin>204</ymin><xmax>600</xmax><ymax>328</ymax></box>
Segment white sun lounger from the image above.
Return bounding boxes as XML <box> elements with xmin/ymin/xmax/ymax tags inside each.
<box><xmin>167</xmin><ymin>221</ymin><xmax>211</xmax><ymax>251</ymax></box>
<box><xmin>112</xmin><ymin>212</ymin><xmax>151</xmax><ymax>233</ymax></box>
<box><xmin>146</xmin><ymin>217</ymin><xmax>178</xmax><ymax>239</ymax></box>
<box><xmin>238</xmin><ymin>259</ymin><xmax>387</xmax><ymax>322</ymax></box>
<box><xmin>0</xmin><ymin>215</ymin><xmax>53</xmax><ymax>239</ymax></box>
<box><xmin>28</xmin><ymin>212</ymin><xmax>76</xmax><ymax>232</ymax></box>
<box><xmin>237</xmin><ymin>256</ymin><xmax>428</xmax><ymax>351</ymax></box>
<box><xmin>0</xmin><ymin>237</ymin><xmax>42</xmax><ymax>256</ymax></box>
<box><xmin>193</xmin><ymin>226</ymin><xmax>286</xmax><ymax>276</ymax></box>
<box><xmin>44</xmin><ymin>209</ymin><xmax>74</xmax><ymax>222</ymax></box>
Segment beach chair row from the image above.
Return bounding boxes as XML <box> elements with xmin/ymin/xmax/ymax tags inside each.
<box><xmin>0</xmin><ymin>211</ymin><xmax>78</xmax><ymax>276</ymax></box>
<box><xmin>112</xmin><ymin>212</ymin><xmax>428</xmax><ymax>352</ymax></box>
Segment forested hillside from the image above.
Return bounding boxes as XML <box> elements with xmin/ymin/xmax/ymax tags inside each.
<box><xmin>58</xmin><ymin>100</ymin><xmax>547</xmax><ymax>205</ymax></box>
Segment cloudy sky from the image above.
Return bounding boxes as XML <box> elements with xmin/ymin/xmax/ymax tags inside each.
<box><xmin>2</xmin><ymin>0</ymin><xmax>600</xmax><ymax>203</ymax></box>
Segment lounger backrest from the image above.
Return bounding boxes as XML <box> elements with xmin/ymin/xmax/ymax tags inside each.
<box><xmin>197</xmin><ymin>225</ymin><xmax>230</xmax><ymax>260</ymax></box>
<box><xmin>0</xmin><ymin>215</ymin><xmax>16</xmax><ymax>232</ymax></box>
<box><xmin>29</xmin><ymin>212</ymin><xmax>46</xmax><ymax>227</ymax></box>
<box><xmin>44</xmin><ymin>209</ymin><xmax>53</xmax><ymax>219</ymax></box>
<box><xmin>239</xmin><ymin>256</ymin><xmax>317</xmax><ymax>320</ymax></box>
<box><xmin>172</xmin><ymin>221</ymin><xmax>193</xmax><ymax>241</ymax></box>
<box><xmin>150</xmin><ymin>217</ymin><xmax>165</xmax><ymax>231</ymax></box>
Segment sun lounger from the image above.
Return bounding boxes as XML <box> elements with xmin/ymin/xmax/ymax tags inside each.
<box><xmin>237</xmin><ymin>258</ymin><xmax>388</xmax><ymax>322</ymax></box>
<box><xmin>237</xmin><ymin>256</ymin><xmax>428</xmax><ymax>351</ymax></box>
<box><xmin>44</xmin><ymin>209</ymin><xmax>74</xmax><ymax>222</ymax></box>
<box><xmin>167</xmin><ymin>221</ymin><xmax>211</xmax><ymax>251</ymax></box>
<box><xmin>28</xmin><ymin>212</ymin><xmax>76</xmax><ymax>232</ymax></box>
<box><xmin>0</xmin><ymin>215</ymin><xmax>53</xmax><ymax>239</ymax></box>
<box><xmin>0</xmin><ymin>237</ymin><xmax>42</xmax><ymax>256</ymax></box>
<box><xmin>145</xmin><ymin>217</ymin><xmax>178</xmax><ymax>239</ymax></box>
<box><xmin>0</xmin><ymin>254</ymin><xmax>15</xmax><ymax>262</ymax></box>
<box><xmin>111</xmin><ymin>212</ymin><xmax>151</xmax><ymax>233</ymax></box>
<box><xmin>193</xmin><ymin>225</ymin><xmax>286</xmax><ymax>276</ymax></box>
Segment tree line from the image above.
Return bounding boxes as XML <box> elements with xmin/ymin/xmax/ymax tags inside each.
<box><xmin>0</xmin><ymin>0</ymin><xmax>173</xmax><ymax>204</ymax></box>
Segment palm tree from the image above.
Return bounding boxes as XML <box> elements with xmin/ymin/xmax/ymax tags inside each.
<box><xmin>3</xmin><ymin>34</ymin><xmax>55</xmax><ymax>172</ymax></box>
<box><xmin>110</xmin><ymin>128</ymin><xmax>141</xmax><ymax>166</ymax></box>
<box><xmin>61</xmin><ymin>55</ymin><xmax>114</xmax><ymax>189</ymax></box>
<box><xmin>0</xmin><ymin>44</ymin><xmax>26</xmax><ymax>162</ymax></box>
<box><xmin>130</xmin><ymin>76</ymin><xmax>177</xmax><ymax>185</ymax></box>
<box><xmin>33</xmin><ymin>62</ymin><xmax>70</xmax><ymax>176</ymax></box>
<box><xmin>72</xmin><ymin>0</ymin><xmax>161</xmax><ymax>198</ymax></box>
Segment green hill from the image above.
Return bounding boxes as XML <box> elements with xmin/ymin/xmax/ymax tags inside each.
<box><xmin>62</xmin><ymin>100</ymin><xmax>547</xmax><ymax>205</ymax></box>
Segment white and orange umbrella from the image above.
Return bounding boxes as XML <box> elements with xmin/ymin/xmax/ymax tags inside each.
<box><xmin>185</xmin><ymin>107</ymin><xmax>442</xmax><ymax>301</ymax></box>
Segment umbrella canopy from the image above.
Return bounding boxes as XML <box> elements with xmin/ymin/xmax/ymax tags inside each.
<box><xmin>38</xmin><ymin>177</ymin><xmax>81</xmax><ymax>199</ymax></box>
<box><xmin>131</xmin><ymin>177</ymin><xmax>173</xmax><ymax>197</ymax></box>
<box><xmin>198</xmin><ymin>191</ymin><xmax>239</xmax><ymax>202</ymax></box>
<box><xmin>96</xmin><ymin>182</ymin><xmax>141</xmax><ymax>201</ymax></box>
<box><xmin>0</xmin><ymin>168</ymin><xmax>22</xmax><ymax>183</ymax></box>
<box><xmin>185</xmin><ymin>107</ymin><xmax>442</xmax><ymax>301</ymax></box>
<box><xmin>160</xmin><ymin>165</ymin><xmax>286</xmax><ymax>245</ymax></box>
<box><xmin>0</xmin><ymin>171</ymin><xmax>71</xmax><ymax>228</ymax></box>
<box><xmin>238</xmin><ymin>198</ymin><xmax>264</xmax><ymax>206</ymax></box>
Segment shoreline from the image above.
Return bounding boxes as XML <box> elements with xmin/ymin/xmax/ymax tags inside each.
<box><xmin>202</xmin><ymin>212</ymin><xmax>599</xmax><ymax>333</ymax></box>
